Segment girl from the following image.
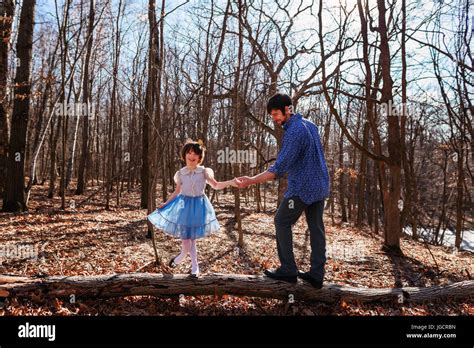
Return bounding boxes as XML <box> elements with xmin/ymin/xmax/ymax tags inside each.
<box><xmin>147</xmin><ymin>140</ymin><xmax>237</xmax><ymax>277</ymax></box>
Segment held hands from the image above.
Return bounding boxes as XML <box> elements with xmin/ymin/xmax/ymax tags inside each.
<box><xmin>215</xmin><ymin>178</ymin><xmax>249</xmax><ymax>189</ymax></box>
<box><xmin>234</xmin><ymin>176</ymin><xmax>254</xmax><ymax>189</ymax></box>
<box><xmin>229</xmin><ymin>178</ymin><xmax>239</xmax><ymax>188</ymax></box>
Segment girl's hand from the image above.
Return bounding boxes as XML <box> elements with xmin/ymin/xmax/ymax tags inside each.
<box><xmin>230</xmin><ymin>178</ymin><xmax>239</xmax><ymax>187</ymax></box>
<box><xmin>236</xmin><ymin>176</ymin><xmax>253</xmax><ymax>188</ymax></box>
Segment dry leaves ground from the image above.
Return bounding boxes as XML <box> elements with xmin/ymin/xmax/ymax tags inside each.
<box><xmin>0</xmin><ymin>183</ymin><xmax>472</xmax><ymax>315</ymax></box>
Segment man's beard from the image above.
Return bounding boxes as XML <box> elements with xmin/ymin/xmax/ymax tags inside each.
<box><xmin>281</xmin><ymin>115</ymin><xmax>290</xmax><ymax>126</ymax></box>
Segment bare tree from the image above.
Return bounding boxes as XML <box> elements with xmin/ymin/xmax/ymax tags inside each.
<box><xmin>3</xmin><ymin>0</ymin><xmax>36</xmax><ymax>212</ymax></box>
<box><xmin>0</xmin><ymin>0</ymin><xmax>14</xmax><ymax>198</ymax></box>
<box><xmin>76</xmin><ymin>0</ymin><xmax>96</xmax><ymax>195</ymax></box>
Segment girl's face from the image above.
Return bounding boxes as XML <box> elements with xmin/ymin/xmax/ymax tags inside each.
<box><xmin>185</xmin><ymin>149</ymin><xmax>200</xmax><ymax>167</ymax></box>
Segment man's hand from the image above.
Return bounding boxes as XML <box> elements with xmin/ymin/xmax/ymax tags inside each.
<box><xmin>229</xmin><ymin>178</ymin><xmax>239</xmax><ymax>188</ymax></box>
<box><xmin>235</xmin><ymin>176</ymin><xmax>254</xmax><ymax>188</ymax></box>
<box><xmin>235</xmin><ymin>171</ymin><xmax>275</xmax><ymax>188</ymax></box>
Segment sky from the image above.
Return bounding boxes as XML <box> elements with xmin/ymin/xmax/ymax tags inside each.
<box><xmin>13</xmin><ymin>0</ymin><xmax>471</xmax><ymax>113</ymax></box>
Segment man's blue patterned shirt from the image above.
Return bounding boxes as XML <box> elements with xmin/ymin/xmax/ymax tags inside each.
<box><xmin>268</xmin><ymin>113</ymin><xmax>330</xmax><ymax>205</ymax></box>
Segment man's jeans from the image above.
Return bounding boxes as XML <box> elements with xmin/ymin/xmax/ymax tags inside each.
<box><xmin>274</xmin><ymin>196</ymin><xmax>326</xmax><ymax>281</ymax></box>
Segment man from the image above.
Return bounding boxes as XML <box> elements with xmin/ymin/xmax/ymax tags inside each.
<box><xmin>236</xmin><ymin>93</ymin><xmax>330</xmax><ymax>288</ymax></box>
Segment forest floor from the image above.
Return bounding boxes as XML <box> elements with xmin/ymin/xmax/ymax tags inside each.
<box><xmin>0</xmin><ymin>183</ymin><xmax>472</xmax><ymax>316</ymax></box>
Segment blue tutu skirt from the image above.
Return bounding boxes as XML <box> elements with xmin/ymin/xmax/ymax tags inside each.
<box><xmin>147</xmin><ymin>194</ymin><xmax>220</xmax><ymax>239</ymax></box>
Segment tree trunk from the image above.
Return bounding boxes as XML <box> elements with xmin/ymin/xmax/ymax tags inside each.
<box><xmin>455</xmin><ymin>146</ymin><xmax>464</xmax><ymax>249</ymax></box>
<box><xmin>59</xmin><ymin>0</ymin><xmax>72</xmax><ymax>210</ymax></box>
<box><xmin>357</xmin><ymin>122</ymin><xmax>369</xmax><ymax>226</ymax></box>
<box><xmin>0</xmin><ymin>0</ymin><xmax>14</xmax><ymax>199</ymax></box>
<box><xmin>338</xmin><ymin>129</ymin><xmax>347</xmax><ymax>222</ymax></box>
<box><xmin>1</xmin><ymin>273</ymin><xmax>472</xmax><ymax>304</ymax></box>
<box><xmin>233</xmin><ymin>0</ymin><xmax>243</xmax><ymax>247</ymax></box>
<box><xmin>2</xmin><ymin>0</ymin><xmax>36</xmax><ymax>212</ymax></box>
<box><xmin>144</xmin><ymin>0</ymin><xmax>161</xmax><ymax>262</ymax></box>
<box><xmin>156</xmin><ymin>0</ymin><xmax>165</xmax><ymax>205</ymax></box>
<box><xmin>65</xmin><ymin>111</ymin><xmax>80</xmax><ymax>188</ymax></box>
<box><xmin>76</xmin><ymin>0</ymin><xmax>96</xmax><ymax>195</ymax></box>
<box><xmin>141</xmin><ymin>86</ymin><xmax>149</xmax><ymax>209</ymax></box>
<box><xmin>377</xmin><ymin>0</ymin><xmax>402</xmax><ymax>252</ymax></box>
<box><xmin>47</xmin><ymin>112</ymin><xmax>61</xmax><ymax>199</ymax></box>
<box><xmin>105</xmin><ymin>0</ymin><xmax>123</xmax><ymax>210</ymax></box>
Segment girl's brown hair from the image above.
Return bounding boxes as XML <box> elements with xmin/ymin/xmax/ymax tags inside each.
<box><xmin>180</xmin><ymin>140</ymin><xmax>206</xmax><ymax>164</ymax></box>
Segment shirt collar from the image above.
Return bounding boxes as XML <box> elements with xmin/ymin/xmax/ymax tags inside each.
<box><xmin>180</xmin><ymin>165</ymin><xmax>205</xmax><ymax>175</ymax></box>
<box><xmin>282</xmin><ymin>113</ymin><xmax>302</xmax><ymax>130</ymax></box>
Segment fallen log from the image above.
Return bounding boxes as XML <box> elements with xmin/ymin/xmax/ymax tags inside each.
<box><xmin>0</xmin><ymin>273</ymin><xmax>473</xmax><ymax>304</ymax></box>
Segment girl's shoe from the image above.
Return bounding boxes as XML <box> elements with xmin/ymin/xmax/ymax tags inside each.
<box><xmin>190</xmin><ymin>269</ymin><xmax>200</xmax><ymax>278</ymax></box>
<box><xmin>168</xmin><ymin>256</ymin><xmax>178</xmax><ymax>268</ymax></box>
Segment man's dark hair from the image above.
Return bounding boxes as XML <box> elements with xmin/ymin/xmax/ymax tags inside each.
<box><xmin>180</xmin><ymin>141</ymin><xmax>206</xmax><ymax>164</ymax></box>
<box><xmin>266</xmin><ymin>93</ymin><xmax>293</xmax><ymax>115</ymax></box>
